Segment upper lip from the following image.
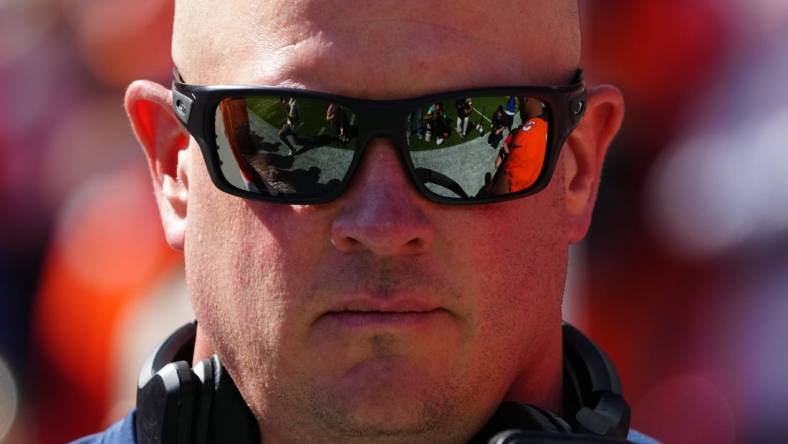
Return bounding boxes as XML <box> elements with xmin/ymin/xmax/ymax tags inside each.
<box><xmin>325</xmin><ymin>295</ymin><xmax>442</xmax><ymax>314</ymax></box>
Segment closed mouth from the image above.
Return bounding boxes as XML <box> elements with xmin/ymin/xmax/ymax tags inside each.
<box><xmin>318</xmin><ymin>307</ymin><xmax>447</xmax><ymax>328</ymax></box>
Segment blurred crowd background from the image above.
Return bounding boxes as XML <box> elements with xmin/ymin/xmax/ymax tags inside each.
<box><xmin>1</xmin><ymin>0</ymin><xmax>786</xmax><ymax>443</ymax></box>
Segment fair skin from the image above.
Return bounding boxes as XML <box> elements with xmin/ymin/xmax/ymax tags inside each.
<box><xmin>124</xmin><ymin>1</ymin><xmax>624</xmax><ymax>443</ymax></box>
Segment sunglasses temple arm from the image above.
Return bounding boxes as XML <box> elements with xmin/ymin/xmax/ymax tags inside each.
<box><xmin>173</xmin><ymin>66</ymin><xmax>186</xmax><ymax>84</ymax></box>
<box><xmin>572</xmin><ymin>69</ymin><xmax>584</xmax><ymax>85</ymax></box>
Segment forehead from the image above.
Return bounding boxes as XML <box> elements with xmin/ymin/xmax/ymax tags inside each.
<box><xmin>173</xmin><ymin>0</ymin><xmax>580</xmax><ymax>97</ymax></box>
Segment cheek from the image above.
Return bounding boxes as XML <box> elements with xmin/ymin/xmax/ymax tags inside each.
<box><xmin>182</xmin><ymin>155</ymin><xmax>328</xmax><ymax>365</ymax></box>
<box><xmin>438</xmin><ymin>183</ymin><xmax>567</xmax><ymax>346</ymax></box>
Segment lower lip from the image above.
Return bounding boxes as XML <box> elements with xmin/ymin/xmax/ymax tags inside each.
<box><xmin>320</xmin><ymin>309</ymin><xmax>448</xmax><ymax>329</ymax></box>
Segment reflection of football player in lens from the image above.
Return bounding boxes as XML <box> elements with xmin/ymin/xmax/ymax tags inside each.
<box><xmin>423</xmin><ymin>102</ymin><xmax>450</xmax><ymax>145</ymax></box>
<box><xmin>455</xmin><ymin>98</ymin><xmax>472</xmax><ymax>139</ymax></box>
<box><xmin>488</xmin><ymin>105</ymin><xmax>506</xmax><ymax>148</ymax></box>
<box><xmin>278</xmin><ymin>97</ymin><xmax>300</xmax><ymax>156</ymax></box>
<box><xmin>494</xmin><ymin>98</ymin><xmax>548</xmax><ymax>193</ymax></box>
<box><xmin>504</xmin><ymin>96</ymin><xmax>517</xmax><ymax>130</ymax></box>
<box><xmin>326</xmin><ymin>102</ymin><xmax>349</xmax><ymax>145</ymax></box>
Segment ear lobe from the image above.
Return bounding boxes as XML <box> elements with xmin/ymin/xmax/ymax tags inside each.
<box><xmin>125</xmin><ymin>80</ymin><xmax>191</xmax><ymax>250</ymax></box>
<box><xmin>562</xmin><ymin>84</ymin><xmax>625</xmax><ymax>243</ymax></box>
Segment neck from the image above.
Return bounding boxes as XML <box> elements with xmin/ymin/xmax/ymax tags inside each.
<box><xmin>192</xmin><ymin>325</ymin><xmax>215</xmax><ymax>365</ymax></box>
<box><xmin>503</xmin><ymin>327</ymin><xmax>564</xmax><ymax>414</ymax></box>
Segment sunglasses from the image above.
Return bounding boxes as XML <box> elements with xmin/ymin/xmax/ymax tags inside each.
<box><xmin>171</xmin><ymin>69</ymin><xmax>586</xmax><ymax>205</ymax></box>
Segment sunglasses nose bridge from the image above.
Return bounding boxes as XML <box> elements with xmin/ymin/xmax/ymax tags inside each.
<box><xmin>356</xmin><ymin>106</ymin><xmax>408</xmax><ymax>143</ymax></box>
<box><xmin>353</xmin><ymin>107</ymin><xmax>412</xmax><ymax>171</ymax></box>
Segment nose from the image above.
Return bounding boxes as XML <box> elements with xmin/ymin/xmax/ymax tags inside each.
<box><xmin>330</xmin><ymin>138</ymin><xmax>434</xmax><ymax>256</ymax></box>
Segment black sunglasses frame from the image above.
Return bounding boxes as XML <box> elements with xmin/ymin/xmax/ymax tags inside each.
<box><xmin>171</xmin><ymin>69</ymin><xmax>587</xmax><ymax>205</ymax></box>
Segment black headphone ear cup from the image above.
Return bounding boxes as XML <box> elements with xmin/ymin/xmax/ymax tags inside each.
<box><xmin>563</xmin><ymin>324</ymin><xmax>630</xmax><ymax>438</ymax></box>
<box><xmin>137</xmin><ymin>323</ymin><xmax>260</xmax><ymax>444</ymax></box>
<box><xmin>469</xmin><ymin>401</ymin><xmax>572</xmax><ymax>443</ymax></box>
<box><xmin>574</xmin><ymin>395</ymin><xmax>629</xmax><ymax>437</ymax></box>
<box><xmin>172</xmin><ymin>361</ymin><xmax>198</xmax><ymax>444</ymax></box>
<box><xmin>136</xmin><ymin>361</ymin><xmax>197</xmax><ymax>444</ymax></box>
<box><xmin>202</xmin><ymin>355</ymin><xmax>259</xmax><ymax>443</ymax></box>
<box><xmin>508</xmin><ymin>403</ymin><xmax>572</xmax><ymax>434</ymax></box>
<box><xmin>192</xmin><ymin>358</ymin><xmax>216</xmax><ymax>444</ymax></box>
<box><xmin>526</xmin><ymin>404</ymin><xmax>572</xmax><ymax>433</ymax></box>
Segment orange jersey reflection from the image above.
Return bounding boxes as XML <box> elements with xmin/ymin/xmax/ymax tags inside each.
<box><xmin>503</xmin><ymin>117</ymin><xmax>548</xmax><ymax>192</ymax></box>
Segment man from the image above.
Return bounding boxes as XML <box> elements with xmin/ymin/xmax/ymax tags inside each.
<box><xmin>455</xmin><ymin>98</ymin><xmax>472</xmax><ymax>139</ymax></box>
<box><xmin>325</xmin><ymin>102</ymin><xmax>349</xmax><ymax>145</ymax></box>
<box><xmin>494</xmin><ymin>98</ymin><xmax>550</xmax><ymax>193</ymax></box>
<box><xmin>277</xmin><ymin>97</ymin><xmax>300</xmax><ymax>156</ymax></box>
<box><xmin>488</xmin><ymin>105</ymin><xmax>507</xmax><ymax>149</ymax></box>
<box><xmin>504</xmin><ymin>96</ymin><xmax>517</xmax><ymax>131</ymax></box>
<box><xmin>76</xmin><ymin>0</ymin><xmax>654</xmax><ymax>443</ymax></box>
<box><xmin>423</xmin><ymin>102</ymin><xmax>449</xmax><ymax>144</ymax></box>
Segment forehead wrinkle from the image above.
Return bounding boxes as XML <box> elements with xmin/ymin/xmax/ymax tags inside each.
<box><xmin>250</xmin><ymin>23</ymin><xmax>572</xmax><ymax>98</ymax></box>
<box><xmin>289</xmin><ymin>2</ymin><xmax>578</xmax><ymax>92</ymax></box>
<box><xmin>173</xmin><ymin>0</ymin><xmax>318</xmax><ymax>84</ymax></box>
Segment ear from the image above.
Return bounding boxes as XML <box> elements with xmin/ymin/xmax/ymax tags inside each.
<box><xmin>125</xmin><ymin>80</ymin><xmax>191</xmax><ymax>250</ymax></box>
<box><xmin>562</xmin><ymin>85</ymin><xmax>625</xmax><ymax>243</ymax></box>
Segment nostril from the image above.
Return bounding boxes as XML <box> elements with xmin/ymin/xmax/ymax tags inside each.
<box><xmin>406</xmin><ymin>238</ymin><xmax>422</xmax><ymax>248</ymax></box>
<box><xmin>331</xmin><ymin>235</ymin><xmax>361</xmax><ymax>253</ymax></box>
<box><xmin>329</xmin><ymin>198</ymin><xmax>435</xmax><ymax>255</ymax></box>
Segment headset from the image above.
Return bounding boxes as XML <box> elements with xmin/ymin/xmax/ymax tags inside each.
<box><xmin>136</xmin><ymin>322</ymin><xmax>633</xmax><ymax>443</ymax></box>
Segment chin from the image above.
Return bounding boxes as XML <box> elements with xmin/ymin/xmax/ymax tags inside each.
<box><xmin>319</xmin><ymin>402</ymin><xmax>445</xmax><ymax>443</ymax></box>
<box><xmin>310</xmin><ymin>357</ymin><xmax>455</xmax><ymax>436</ymax></box>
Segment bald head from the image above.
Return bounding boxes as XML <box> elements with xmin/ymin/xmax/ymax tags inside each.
<box><xmin>173</xmin><ymin>0</ymin><xmax>580</xmax><ymax>95</ymax></box>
